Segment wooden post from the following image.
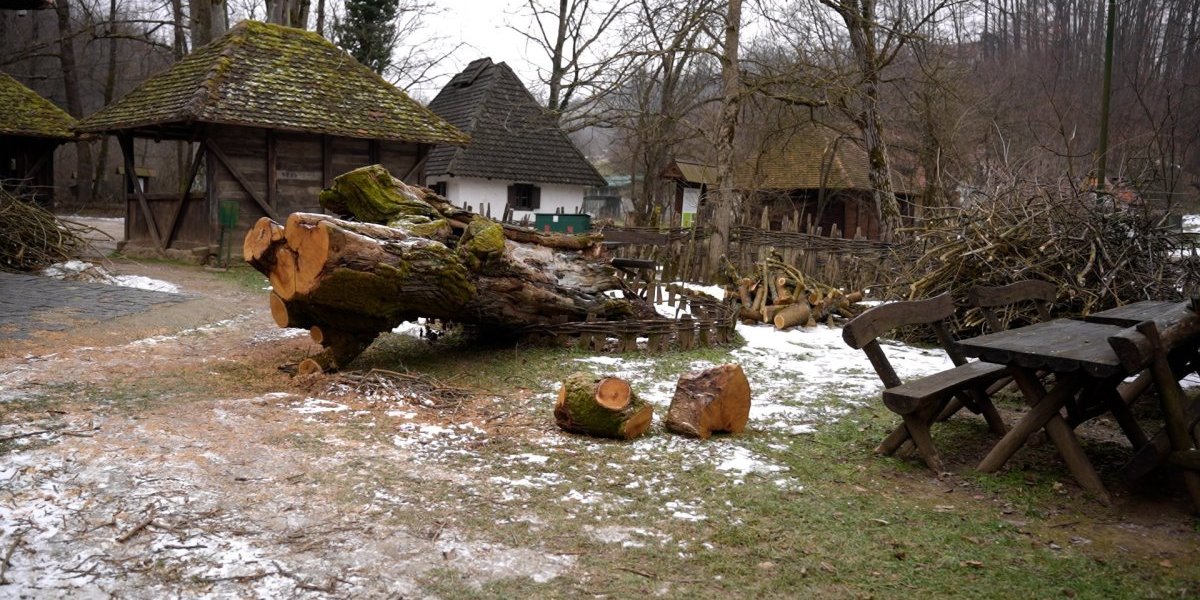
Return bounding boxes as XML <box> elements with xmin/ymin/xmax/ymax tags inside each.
<box><xmin>119</xmin><ymin>134</ymin><xmax>162</xmax><ymax>249</ymax></box>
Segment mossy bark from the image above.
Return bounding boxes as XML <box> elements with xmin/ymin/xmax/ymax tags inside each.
<box><xmin>247</xmin><ymin>165</ymin><xmax>659</xmax><ymax>372</ymax></box>
<box><xmin>554</xmin><ymin>372</ymin><xmax>653</xmax><ymax>440</ymax></box>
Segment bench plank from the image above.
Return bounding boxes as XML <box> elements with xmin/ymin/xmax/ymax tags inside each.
<box><xmin>883</xmin><ymin>362</ymin><xmax>1009</xmax><ymax>414</ymax></box>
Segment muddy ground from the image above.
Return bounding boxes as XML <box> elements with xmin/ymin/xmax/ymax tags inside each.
<box><xmin>1</xmin><ymin>219</ymin><xmax>1198</xmax><ymax>598</ymax></box>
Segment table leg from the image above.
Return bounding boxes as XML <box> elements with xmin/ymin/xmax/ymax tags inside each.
<box><xmin>977</xmin><ymin>370</ymin><xmax>1082</xmax><ymax>473</ymax></box>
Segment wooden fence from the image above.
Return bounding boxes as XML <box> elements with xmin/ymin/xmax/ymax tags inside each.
<box><xmin>598</xmin><ymin>206</ymin><xmax>896</xmax><ymax>292</ymax></box>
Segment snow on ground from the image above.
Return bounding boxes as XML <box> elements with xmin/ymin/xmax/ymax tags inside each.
<box><xmin>1183</xmin><ymin>214</ymin><xmax>1200</xmax><ymax>234</ymax></box>
<box><xmin>41</xmin><ymin>260</ymin><xmax>181</xmax><ymax>294</ymax></box>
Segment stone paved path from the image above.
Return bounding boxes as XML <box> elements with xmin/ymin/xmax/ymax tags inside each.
<box><xmin>0</xmin><ymin>272</ymin><xmax>187</xmax><ymax>340</ymax></box>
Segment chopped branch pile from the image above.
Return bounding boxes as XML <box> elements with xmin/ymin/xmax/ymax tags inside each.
<box><xmin>731</xmin><ymin>256</ymin><xmax>864</xmax><ymax>329</ymax></box>
<box><xmin>904</xmin><ymin>192</ymin><xmax>1200</xmax><ymax>330</ymax></box>
<box><xmin>0</xmin><ymin>187</ymin><xmax>94</xmax><ymax>273</ymax></box>
<box><xmin>245</xmin><ymin>165</ymin><xmax>659</xmax><ymax>372</ymax></box>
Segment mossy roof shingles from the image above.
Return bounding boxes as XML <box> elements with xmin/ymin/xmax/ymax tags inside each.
<box><xmin>0</xmin><ymin>71</ymin><xmax>75</xmax><ymax>140</ymax></box>
<box><xmin>425</xmin><ymin>58</ymin><xmax>606</xmax><ymax>188</ymax></box>
<box><xmin>75</xmin><ymin>21</ymin><xmax>467</xmax><ymax>145</ymax></box>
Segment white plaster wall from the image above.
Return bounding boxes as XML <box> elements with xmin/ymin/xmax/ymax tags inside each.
<box><xmin>428</xmin><ymin>176</ymin><xmax>588</xmax><ymax>221</ymax></box>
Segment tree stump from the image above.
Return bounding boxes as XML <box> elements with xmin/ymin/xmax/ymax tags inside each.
<box><xmin>554</xmin><ymin>373</ymin><xmax>653</xmax><ymax>440</ymax></box>
<box><xmin>665</xmin><ymin>364</ymin><xmax>751</xmax><ymax>439</ymax></box>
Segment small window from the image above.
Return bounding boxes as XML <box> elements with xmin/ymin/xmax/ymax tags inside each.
<box><xmin>429</xmin><ymin>181</ymin><xmax>447</xmax><ymax>198</ymax></box>
<box><xmin>507</xmin><ymin>183</ymin><xmax>541</xmax><ymax>211</ymax></box>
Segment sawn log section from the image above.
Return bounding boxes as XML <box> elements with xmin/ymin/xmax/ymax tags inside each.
<box><xmin>244</xmin><ymin>165</ymin><xmax>660</xmax><ymax>371</ymax></box>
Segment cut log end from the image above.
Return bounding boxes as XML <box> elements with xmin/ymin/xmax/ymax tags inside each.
<box><xmin>665</xmin><ymin>364</ymin><xmax>751</xmax><ymax>439</ymax></box>
<box><xmin>555</xmin><ymin>373</ymin><xmax>652</xmax><ymax>440</ymax></box>
<box><xmin>243</xmin><ymin>217</ymin><xmax>283</xmax><ymax>264</ymax></box>
<box><xmin>595</xmin><ymin>377</ymin><xmax>632</xmax><ymax>410</ymax></box>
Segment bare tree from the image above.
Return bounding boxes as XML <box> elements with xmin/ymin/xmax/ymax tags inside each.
<box><xmin>510</xmin><ymin>0</ymin><xmax>635</xmax><ymax>123</ymax></box>
<box><xmin>707</xmin><ymin>0</ymin><xmax>741</xmax><ymax>275</ymax></box>
<box><xmin>54</xmin><ymin>0</ymin><xmax>94</xmax><ymax>205</ymax></box>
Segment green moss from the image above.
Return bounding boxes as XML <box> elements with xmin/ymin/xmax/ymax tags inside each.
<box><xmin>75</xmin><ymin>21</ymin><xmax>468</xmax><ymax>145</ymax></box>
<box><xmin>320</xmin><ymin>165</ymin><xmax>439</xmax><ymax>223</ymax></box>
<box><xmin>0</xmin><ymin>72</ymin><xmax>75</xmax><ymax>138</ymax></box>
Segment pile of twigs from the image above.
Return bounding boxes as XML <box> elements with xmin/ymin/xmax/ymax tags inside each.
<box><xmin>332</xmin><ymin>368</ymin><xmax>476</xmax><ymax>410</ymax></box>
<box><xmin>900</xmin><ymin>190</ymin><xmax>1199</xmax><ymax>329</ymax></box>
<box><xmin>0</xmin><ymin>186</ymin><xmax>91</xmax><ymax>273</ymax></box>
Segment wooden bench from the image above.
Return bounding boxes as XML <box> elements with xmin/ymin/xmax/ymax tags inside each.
<box><xmin>843</xmin><ymin>294</ymin><xmax>1009</xmax><ymax>473</ymax></box>
<box><xmin>967</xmin><ymin>280</ymin><xmax>1056</xmax><ymax>331</ymax></box>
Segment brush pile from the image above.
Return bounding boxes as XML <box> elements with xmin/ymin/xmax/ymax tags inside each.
<box><xmin>731</xmin><ymin>256</ymin><xmax>864</xmax><ymax>329</ymax></box>
<box><xmin>0</xmin><ymin>187</ymin><xmax>92</xmax><ymax>273</ymax></box>
<box><xmin>903</xmin><ymin>191</ymin><xmax>1199</xmax><ymax>331</ymax></box>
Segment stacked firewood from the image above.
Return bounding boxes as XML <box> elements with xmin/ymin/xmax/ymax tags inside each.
<box><xmin>731</xmin><ymin>257</ymin><xmax>864</xmax><ymax>330</ymax></box>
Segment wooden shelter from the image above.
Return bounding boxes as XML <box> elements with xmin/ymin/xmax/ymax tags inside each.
<box><xmin>0</xmin><ymin>71</ymin><xmax>75</xmax><ymax>208</ymax></box>
<box><xmin>74</xmin><ymin>21</ymin><xmax>467</xmax><ymax>257</ymax></box>
<box><xmin>662</xmin><ymin>159</ymin><xmax>716</xmax><ymax>226</ymax></box>
<box><xmin>739</xmin><ymin>123</ymin><xmax>914</xmax><ymax>240</ymax></box>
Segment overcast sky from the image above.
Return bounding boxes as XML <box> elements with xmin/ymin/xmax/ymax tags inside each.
<box><xmin>406</xmin><ymin>0</ymin><xmax>544</xmax><ymax>102</ymax></box>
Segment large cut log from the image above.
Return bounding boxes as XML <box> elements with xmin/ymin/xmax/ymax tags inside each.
<box><xmin>554</xmin><ymin>373</ymin><xmax>653</xmax><ymax>440</ymax></box>
<box><xmin>245</xmin><ymin>165</ymin><xmax>660</xmax><ymax>372</ymax></box>
<box><xmin>665</xmin><ymin>364</ymin><xmax>751</xmax><ymax>439</ymax></box>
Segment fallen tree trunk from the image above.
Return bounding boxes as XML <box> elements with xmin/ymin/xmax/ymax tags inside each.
<box><xmin>245</xmin><ymin>165</ymin><xmax>657</xmax><ymax>371</ymax></box>
<box><xmin>554</xmin><ymin>373</ymin><xmax>653</xmax><ymax>440</ymax></box>
<box><xmin>665</xmin><ymin>364</ymin><xmax>751</xmax><ymax>439</ymax></box>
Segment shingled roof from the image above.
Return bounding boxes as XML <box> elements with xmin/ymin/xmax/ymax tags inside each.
<box><xmin>742</xmin><ymin>124</ymin><xmax>876</xmax><ymax>191</ymax></box>
<box><xmin>75</xmin><ymin>21</ymin><xmax>467</xmax><ymax>145</ymax></box>
<box><xmin>425</xmin><ymin>58</ymin><xmax>606</xmax><ymax>188</ymax></box>
<box><xmin>0</xmin><ymin>71</ymin><xmax>75</xmax><ymax>140</ymax></box>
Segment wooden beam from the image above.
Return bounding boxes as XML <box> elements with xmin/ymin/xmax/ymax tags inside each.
<box><xmin>159</xmin><ymin>143</ymin><xmax>206</xmax><ymax>250</ymax></box>
<box><xmin>119</xmin><ymin>134</ymin><xmax>163</xmax><ymax>248</ymax></box>
<box><xmin>266</xmin><ymin>129</ymin><xmax>277</xmax><ymax>211</ymax></box>
<box><xmin>400</xmin><ymin>145</ymin><xmax>428</xmax><ymax>184</ymax></box>
<box><xmin>322</xmin><ymin>135</ymin><xmax>333</xmax><ymax>188</ymax></box>
<box><xmin>206</xmin><ymin>137</ymin><xmax>279</xmax><ymax>221</ymax></box>
<box><xmin>368</xmin><ymin>138</ymin><xmax>381</xmax><ymax>165</ymax></box>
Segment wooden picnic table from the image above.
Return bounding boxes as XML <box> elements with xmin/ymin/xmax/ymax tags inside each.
<box><xmin>958</xmin><ymin>318</ymin><xmax>1132</xmax><ymax>504</ymax></box>
<box><xmin>958</xmin><ymin>300</ymin><xmax>1200</xmax><ymax>509</ymax></box>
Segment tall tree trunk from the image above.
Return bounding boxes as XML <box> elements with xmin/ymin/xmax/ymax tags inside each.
<box><xmin>91</xmin><ymin>0</ymin><xmax>120</xmax><ymax>202</ymax></box>
<box><xmin>708</xmin><ymin>0</ymin><xmax>741</xmax><ymax>281</ymax></box>
<box><xmin>836</xmin><ymin>0</ymin><xmax>901</xmax><ymax>241</ymax></box>
<box><xmin>55</xmin><ymin>0</ymin><xmax>94</xmax><ymax>206</ymax></box>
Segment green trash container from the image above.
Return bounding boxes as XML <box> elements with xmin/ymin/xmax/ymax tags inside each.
<box><xmin>533</xmin><ymin>212</ymin><xmax>591</xmax><ymax>234</ymax></box>
<box><xmin>217</xmin><ymin>200</ymin><xmax>240</xmax><ymax>267</ymax></box>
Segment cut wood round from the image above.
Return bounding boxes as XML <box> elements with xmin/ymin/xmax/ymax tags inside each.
<box><xmin>554</xmin><ymin>372</ymin><xmax>652</xmax><ymax>440</ymax></box>
<box><xmin>665</xmin><ymin>363</ymin><xmax>751</xmax><ymax>439</ymax></box>
<box><xmin>773</xmin><ymin>302</ymin><xmax>812</xmax><ymax>330</ymax></box>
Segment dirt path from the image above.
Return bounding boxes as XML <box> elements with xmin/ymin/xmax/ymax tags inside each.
<box><xmin>0</xmin><ymin>255</ymin><xmax>574</xmax><ymax>598</ymax></box>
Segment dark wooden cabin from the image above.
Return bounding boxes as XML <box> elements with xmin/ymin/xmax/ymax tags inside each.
<box><xmin>739</xmin><ymin>123</ymin><xmax>914</xmax><ymax>240</ymax></box>
<box><xmin>74</xmin><ymin>21</ymin><xmax>467</xmax><ymax>258</ymax></box>
<box><xmin>0</xmin><ymin>71</ymin><xmax>75</xmax><ymax>208</ymax></box>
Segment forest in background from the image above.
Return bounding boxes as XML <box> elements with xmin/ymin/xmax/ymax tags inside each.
<box><xmin>1</xmin><ymin>0</ymin><xmax>1197</xmax><ymax>226</ymax></box>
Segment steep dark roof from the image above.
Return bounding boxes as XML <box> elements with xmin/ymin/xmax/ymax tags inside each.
<box><xmin>75</xmin><ymin>21</ymin><xmax>467</xmax><ymax>145</ymax></box>
<box><xmin>0</xmin><ymin>71</ymin><xmax>75</xmax><ymax>140</ymax></box>
<box><xmin>425</xmin><ymin>58</ymin><xmax>606</xmax><ymax>188</ymax></box>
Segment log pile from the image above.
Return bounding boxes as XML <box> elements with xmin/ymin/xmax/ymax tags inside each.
<box><xmin>731</xmin><ymin>257</ymin><xmax>864</xmax><ymax>330</ymax></box>
<box><xmin>245</xmin><ymin>165</ymin><xmax>660</xmax><ymax>372</ymax></box>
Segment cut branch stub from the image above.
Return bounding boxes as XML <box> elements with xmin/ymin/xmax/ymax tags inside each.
<box><xmin>555</xmin><ymin>372</ymin><xmax>652</xmax><ymax>440</ymax></box>
<box><xmin>665</xmin><ymin>364</ymin><xmax>751</xmax><ymax>439</ymax></box>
